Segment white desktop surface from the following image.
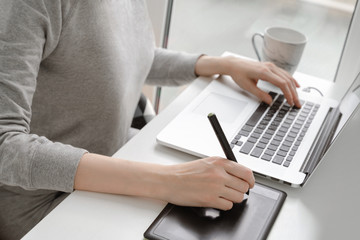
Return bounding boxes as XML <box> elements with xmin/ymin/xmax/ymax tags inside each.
<box><xmin>23</xmin><ymin>71</ymin><xmax>360</xmax><ymax>240</ymax></box>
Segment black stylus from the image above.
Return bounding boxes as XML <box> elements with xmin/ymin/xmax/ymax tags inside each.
<box><xmin>208</xmin><ymin>113</ymin><xmax>250</xmax><ymax>195</ymax></box>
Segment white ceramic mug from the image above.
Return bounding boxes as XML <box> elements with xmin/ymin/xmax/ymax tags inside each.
<box><xmin>251</xmin><ymin>27</ymin><xmax>307</xmax><ymax>75</ymax></box>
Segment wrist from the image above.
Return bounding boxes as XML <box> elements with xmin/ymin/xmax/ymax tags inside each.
<box><xmin>121</xmin><ymin>162</ymin><xmax>176</xmax><ymax>202</ymax></box>
<box><xmin>195</xmin><ymin>55</ymin><xmax>237</xmax><ymax>77</ymax></box>
<box><xmin>147</xmin><ymin>164</ymin><xmax>182</xmax><ymax>204</ymax></box>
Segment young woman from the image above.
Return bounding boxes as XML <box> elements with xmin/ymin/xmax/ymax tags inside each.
<box><xmin>0</xmin><ymin>1</ymin><xmax>300</xmax><ymax>239</ymax></box>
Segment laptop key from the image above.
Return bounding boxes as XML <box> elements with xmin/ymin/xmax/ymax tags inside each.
<box><xmin>288</xmin><ymin>132</ymin><xmax>297</xmax><ymax>138</ymax></box>
<box><xmin>238</xmin><ymin>130</ymin><xmax>250</xmax><ymax>137</ymax></box>
<box><xmin>250</xmin><ymin>147</ymin><xmax>263</xmax><ymax>158</ymax></box>
<box><xmin>290</xmin><ymin>127</ymin><xmax>299</xmax><ymax>134</ymax></box>
<box><xmin>276</xmin><ymin>95</ymin><xmax>285</xmax><ymax>102</ymax></box>
<box><xmin>283</xmin><ymin>161</ymin><xmax>291</xmax><ymax>167</ymax></box>
<box><xmin>277</xmin><ymin>150</ymin><xmax>287</xmax><ymax>157</ymax></box>
<box><xmin>276</xmin><ymin>131</ymin><xmax>285</xmax><ymax>137</ymax></box>
<box><xmin>283</xmin><ymin>102</ymin><xmax>291</xmax><ymax>108</ymax></box>
<box><xmin>274</xmin><ymin>135</ymin><xmax>283</xmax><ymax>141</ymax></box>
<box><xmin>265</xmin><ymin>129</ymin><xmax>275</xmax><ymax>135</ymax></box>
<box><xmin>248</xmin><ymin>137</ymin><xmax>257</xmax><ymax>143</ymax></box>
<box><xmin>268</xmin><ymin>125</ymin><xmax>278</xmax><ymax>131</ymax></box>
<box><xmin>256</xmin><ymin>142</ymin><xmax>267</xmax><ymax>149</ymax></box>
<box><xmin>263</xmin><ymin>133</ymin><xmax>272</xmax><ymax>139</ymax></box>
<box><xmin>254</xmin><ymin>128</ymin><xmax>264</xmax><ymax>134</ymax></box>
<box><xmin>279</xmin><ymin>126</ymin><xmax>288</xmax><ymax>133</ymax></box>
<box><xmin>269</xmin><ymin>91</ymin><xmax>278</xmax><ymax>99</ymax></box>
<box><xmin>298</xmin><ymin>116</ymin><xmax>306</xmax><ymax>121</ymax></box>
<box><xmin>282</xmin><ymin>123</ymin><xmax>291</xmax><ymax>128</ymax></box>
<box><xmin>270</xmin><ymin>139</ymin><xmax>281</xmax><ymax>146</ymax></box>
<box><xmin>261</xmin><ymin>154</ymin><xmax>272</xmax><ymax>161</ymax></box>
<box><xmin>282</xmin><ymin>140</ymin><xmax>292</xmax><ymax>147</ymax></box>
<box><xmin>250</xmin><ymin>132</ymin><xmax>261</xmax><ymax>139</ymax></box>
<box><xmin>287</xmin><ymin>115</ymin><xmax>295</xmax><ymax>120</ymax></box>
<box><xmin>260</xmin><ymin>119</ymin><xmax>270</xmax><ymax>125</ymax></box>
<box><xmin>273</xmin><ymin>155</ymin><xmax>285</xmax><ymax>165</ymax></box>
<box><xmin>265</xmin><ymin>149</ymin><xmax>275</xmax><ymax>156</ymax></box>
<box><xmin>259</xmin><ymin>138</ymin><xmax>269</xmax><ymax>144</ymax></box>
<box><xmin>280</xmin><ymin>145</ymin><xmax>290</xmax><ymax>152</ymax></box>
<box><xmin>240</xmin><ymin>142</ymin><xmax>254</xmax><ymax>154</ymax></box>
<box><xmin>246</xmin><ymin>102</ymin><xmax>268</xmax><ymax>127</ymax></box>
<box><xmin>242</xmin><ymin>124</ymin><xmax>253</xmax><ymax>132</ymax></box>
<box><xmin>295</xmin><ymin>119</ymin><xmax>304</xmax><ymax>125</ymax></box>
<box><xmin>302</xmin><ymin>109</ymin><xmax>310</xmax><ymax>114</ymax></box>
<box><xmin>264</xmin><ymin>116</ymin><xmax>272</xmax><ymax>121</ymax></box>
<box><xmin>267</xmin><ymin>144</ymin><xmax>277</xmax><ymax>151</ymax></box>
<box><xmin>281</xmin><ymin>105</ymin><xmax>290</xmax><ymax>111</ymax></box>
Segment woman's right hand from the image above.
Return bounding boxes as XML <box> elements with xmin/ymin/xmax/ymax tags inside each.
<box><xmin>162</xmin><ymin>157</ymin><xmax>255</xmax><ymax>210</ymax></box>
<box><xmin>75</xmin><ymin>154</ymin><xmax>254</xmax><ymax>211</ymax></box>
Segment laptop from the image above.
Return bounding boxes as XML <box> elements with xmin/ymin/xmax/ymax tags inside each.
<box><xmin>157</xmin><ymin>1</ymin><xmax>360</xmax><ymax>187</ymax></box>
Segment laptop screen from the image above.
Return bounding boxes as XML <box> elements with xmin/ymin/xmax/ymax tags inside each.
<box><xmin>335</xmin><ymin>71</ymin><xmax>360</xmax><ymax>138</ymax></box>
<box><xmin>331</xmin><ymin>0</ymin><xmax>360</xmax><ymax>138</ymax></box>
<box><xmin>334</xmin><ymin>0</ymin><xmax>360</xmax><ymax>88</ymax></box>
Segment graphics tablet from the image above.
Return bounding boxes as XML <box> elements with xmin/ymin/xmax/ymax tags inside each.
<box><xmin>144</xmin><ymin>183</ymin><xmax>286</xmax><ymax>240</ymax></box>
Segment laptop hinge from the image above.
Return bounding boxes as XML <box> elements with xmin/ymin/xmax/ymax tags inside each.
<box><xmin>300</xmin><ymin>107</ymin><xmax>342</xmax><ymax>177</ymax></box>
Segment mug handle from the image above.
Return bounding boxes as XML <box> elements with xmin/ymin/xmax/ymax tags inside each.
<box><xmin>251</xmin><ymin>33</ymin><xmax>264</xmax><ymax>62</ymax></box>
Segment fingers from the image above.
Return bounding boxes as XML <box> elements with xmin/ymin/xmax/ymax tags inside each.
<box><xmin>249</xmin><ymin>86</ymin><xmax>273</xmax><ymax>105</ymax></box>
<box><xmin>223</xmin><ymin>160</ymin><xmax>255</xmax><ymax>189</ymax></box>
<box><xmin>169</xmin><ymin>157</ymin><xmax>255</xmax><ymax>211</ymax></box>
<box><xmin>228</xmin><ymin>57</ymin><xmax>301</xmax><ymax>107</ymax></box>
<box><xmin>271</xmin><ymin>66</ymin><xmax>302</xmax><ymax>107</ymax></box>
<box><xmin>220</xmin><ymin>189</ymin><xmax>245</xmax><ymax>208</ymax></box>
<box><xmin>237</xmin><ymin>63</ymin><xmax>301</xmax><ymax>108</ymax></box>
<box><xmin>214</xmin><ymin>197</ymin><xmax>234</xmax><ymax>211</ymax></box>
<box><xmin>225</xmin><ymin>174</ymin><xmax>251</xmax><ymax>193</ymax></box>
<box><xmin>205</xmin><ymin>158</ymin><xmax>255</xmax><ymax>210</ymax></box>
<box><xmin>213</xmin><ymin>188</ymin><xmax>246</xmax><ymax>211</ymax></box>
<box><xmin>215</xmin><ymin>174</ymin><xmax>250</xmax><ymax>210</ymax></box>
<box><xmin>261</xmin><ymin>63</ymin><xmax>301</xmax><ymax>108</ymax></box>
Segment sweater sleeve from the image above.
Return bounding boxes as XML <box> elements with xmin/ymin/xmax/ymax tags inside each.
<box><xmin>0</xmin><ymin>0</ymin><xmax>87</xmax><ymax>192</ymax></box>
<box><xmin>145</xmin><ymin>48</ymin><xmax>202</xmax><ymax>86</ymax></box>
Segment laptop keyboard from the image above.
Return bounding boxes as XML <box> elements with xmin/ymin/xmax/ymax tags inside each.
<box><xmin>231</xmin><ymin>91</ymin><xmax>320</xmax><ymax>168</ymax></box>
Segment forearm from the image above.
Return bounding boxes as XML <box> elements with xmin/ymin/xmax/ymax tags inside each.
<box><xmin>146</xmin><ymin>48</ymin><xmax>201</xmax><ymax>86</ymax></box>
<box><xmin>195</xmin><ymin>55</ymin><xmax>235</xmax><ymax>77</ymax></box>
<box><xmin>74</xmin><ymin>153</ymin><xmax>170</xmax><ymax>199</ymax></box>
<box><xmin>74</xmin><ymin>154</ymin><xmax>254</xmax><ymax>210</ymax></box>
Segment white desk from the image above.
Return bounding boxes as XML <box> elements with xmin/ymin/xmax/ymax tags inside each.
<box><xmin>23</xmin><ymin>74</ymin><xmax>360</xmax><ymax>240</ymax></box>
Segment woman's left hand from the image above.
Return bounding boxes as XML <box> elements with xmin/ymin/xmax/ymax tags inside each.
<box><xmin>195</xmin><ymin>55</ymin><xmax>301</xmax><ymax>108</ymax></box>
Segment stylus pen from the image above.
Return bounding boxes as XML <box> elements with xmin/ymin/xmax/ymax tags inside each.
<box><xmin>207</xmin><ymin>113</ymin><xmax>250</xmax><ymax>195</ymax></box>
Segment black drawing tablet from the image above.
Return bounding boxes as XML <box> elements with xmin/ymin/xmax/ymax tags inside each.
<box><xmin>144</xmin><ymin>183</ymin><xmax>286</xmax><ymax>240</ymax></box>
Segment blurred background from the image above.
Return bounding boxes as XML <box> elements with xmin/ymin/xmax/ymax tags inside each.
<box><xmin>145</xmin><ymin>0</ymin><xmax>357</xmax><ymax>112</ymax></box>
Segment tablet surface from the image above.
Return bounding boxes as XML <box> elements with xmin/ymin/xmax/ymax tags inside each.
<box><xmin>144</xmin><ymin>183</ymin><xmax>286</xmax><ymax>240</ymax></box>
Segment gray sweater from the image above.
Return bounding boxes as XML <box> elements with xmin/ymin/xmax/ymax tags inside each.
<box><xmin>0</xmin><ymin>0</ymin><xmax>199</xmax><ymax>238</ymax></box>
